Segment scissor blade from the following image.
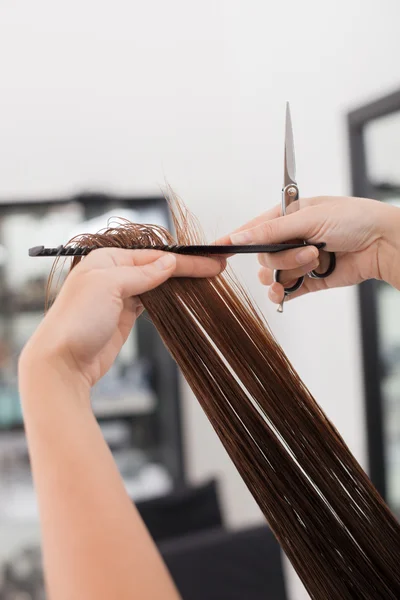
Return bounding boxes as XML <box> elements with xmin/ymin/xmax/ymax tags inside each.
<box><xmin>284</xmin><ymin>102</ymin><xmax>297</xmax><ymax>187</ymax></box>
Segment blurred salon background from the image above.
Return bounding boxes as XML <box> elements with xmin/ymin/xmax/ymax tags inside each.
<box><xmin>0</xmin><ymin>1</ymin><xmax>400</xmax><ymax>599</ymax></box>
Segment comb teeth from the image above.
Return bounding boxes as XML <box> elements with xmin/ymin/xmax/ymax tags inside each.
<box><xmin>27</xmin><ymin>243</ymin><xmax>214</xmax><ymax>257</ymax></box>
<box><xmin>28</xmin><ymin>245</ymin><xmax>99</xmax><ymax>257</ymax></box>
<box><xmin>28</xmin><ymin>242</ymin><xmax>326</xmax><ymax>257</ymax></box>
<box><xmin>28</xmin><ymin>244</ymin><xmax>178</xmax><ymax>257</ymax></box>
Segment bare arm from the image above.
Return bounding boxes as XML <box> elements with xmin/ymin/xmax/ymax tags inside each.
<box><xmin>20</xmin><ymin>361</ymin><xmax>180</xmax><ymax>600</ymax></box>
<box><xmin>19</xmin><ymin>248</ymin><xmax>224</xmax><ymax>600</ymax></box>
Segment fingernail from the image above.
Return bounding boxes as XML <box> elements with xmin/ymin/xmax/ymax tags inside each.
<box><xmin>230</xmin><ymin>230</ymin><xmax>253</xmax><ymax>245</ymax></box>
<box><xmin>296</xmin><ymin>247</ymin><xmax>318</xmax><ymax>265</ymax></box>
<box><xmin>155</xmin><ymin>254</ymin><xmax>176</xmax><ymax>270</ymax></box>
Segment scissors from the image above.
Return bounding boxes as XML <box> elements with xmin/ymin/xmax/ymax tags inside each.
<box><xmin>273</xmin><ymin>103</ymin><xmax>336</xmax><ymax>313</ymax></box>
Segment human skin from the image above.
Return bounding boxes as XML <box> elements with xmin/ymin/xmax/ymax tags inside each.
<box><xmin>19</xmin><ymin>248</ymin><xmax>225</xmax><ymax>600</ymax></box>
<box><xmin>217</xmin><ymin>196</ymin><xmax>400</xmax><ymax>304</ymax></box>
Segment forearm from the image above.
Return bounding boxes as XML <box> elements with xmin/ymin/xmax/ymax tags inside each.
<box><xmin>19</xmin><ymin>359</ymin><xmax>180</xmax><ymax>600</ymax></box>
<box><xmin>378</xmin><ymin>203</ymin><xmax>400</xmax><ymax>289</ymax></box>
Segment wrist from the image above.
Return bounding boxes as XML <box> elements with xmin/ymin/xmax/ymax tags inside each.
<box><xmin>377</xmin><ymin>203</ymin><xmax>400</xmax><ymax>289</ymax></box>
<box><xmin>19</xmin><ymin>343</ymin><xmax>91</xmax><ymax>410</ymax></box>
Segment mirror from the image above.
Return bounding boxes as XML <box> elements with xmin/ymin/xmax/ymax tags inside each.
<box><xmin>349</xmin><ymin>90</ymin><xmax>400</xmax><ymax>518</ymax></box>
<box><xmin>365</xmin><ymin>111</ymin><xmax>400</xmax><ymax>513</ymax></box>
<box><xmin>365</xmin><ymin>112</ymin><xmax>400</xmax><ymax>205</ymax></box>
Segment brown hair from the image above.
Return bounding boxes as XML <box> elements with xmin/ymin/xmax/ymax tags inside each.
<box><xmin>51</xmin><ymin>200</ymin><xmax>400</xmax><ymax>599</ymax></box>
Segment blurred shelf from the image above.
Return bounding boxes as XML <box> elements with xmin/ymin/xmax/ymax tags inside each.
<box><xmin>0</xmin><ymin>194</ymin><xmax>184</xmax><ymax>484</ymax></box>
<box><xmin>0</xmin><ymin>390</ymin><xmax>157</xmax><ymax>434</ymax></box>
<box><xmin>0</xmin><ymin>461</ymin><xmax>172</xmax><ymax>524</ymax></box>
<box><xmin>91</xmin><ymin>389</ymin><xmax>156</xmax><ymax>418</ymax></box>
<box><xmin>0</xmin><ymin>422</ymin><xmax>25</xmax><ymax>433</ymax></box>
<box><xmin>9</xmin><ymin>303</ymin><xmax>45</xmax><ymax>314</ymax></box>
<box><xmin>0</xmin><ymin>299</ymin><xmax>46</xmax><ymax>314</ymax></box>
<box><xmin>0</xmin><ymin>430</ymin><xmax>27</xmax><ymax>454</ymax></box>
<box><xmin>0</xmin><ymin>420</ymin><xmax>140</xmax><ymax>456</ymax></box>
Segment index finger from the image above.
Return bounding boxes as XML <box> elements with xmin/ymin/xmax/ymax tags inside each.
<box><xmin>214</xmin><ymin>204</ymin><xmax>281</xmax><ymax>248</ymax></box>
<box><xmin>77</xmin><ymin>247</ymin><xmax>225</xmax><ymax>278</ymax></box>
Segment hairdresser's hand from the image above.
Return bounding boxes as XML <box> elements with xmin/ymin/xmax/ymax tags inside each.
<box><xmin>20</xmin><ymin>249</ymin><xmax>224</xmax><ymax>391</ymax></box>
<box><xmin>218</xmin><ymin>196</ymin><xmax>400</xmax><ymax>305</ymax></box>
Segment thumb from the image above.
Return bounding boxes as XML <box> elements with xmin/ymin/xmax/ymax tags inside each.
<box><xmin>110</xmin><ymin>253</ymin><xmax>177</xmax><ymax>299</ymax></box>
<box><xmin>230</xmin><ymin>209</ymin><xmax>320</xmax><ymax>245</ymax></box>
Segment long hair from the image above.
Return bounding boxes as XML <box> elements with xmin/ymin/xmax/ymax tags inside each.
<box><xmin>50</xmin><ymin>199</ymin><xmax>400</xmax><ymax>599</ymax></box>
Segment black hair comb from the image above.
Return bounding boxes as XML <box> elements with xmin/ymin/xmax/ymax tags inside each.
<box><xmin>29</xmin><ymin>242</ymin><xmax>325</xmax><ymax>258</ymax></box>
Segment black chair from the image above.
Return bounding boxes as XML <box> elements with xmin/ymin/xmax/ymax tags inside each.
<box><xmin>160</xmin><ymin>524</ymin><xmax>288</xmax><ymax>600</ymax></box>
<box><xmin>135</xmin><ymin>478</ymin><xmax>224</xmax><ymax>543</ymax></box>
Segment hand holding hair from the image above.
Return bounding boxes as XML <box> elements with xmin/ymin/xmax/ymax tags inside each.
<box><xmin>218</xmin><ymin>196</ymin><xmax>400</xmax><ymax>305</ymax></box>
<box><xmin>21</xmin><ymin>247</ymin><xmax>224</xmax><ymax>389</ymax></box>
<box><xmin>18</xmin><ymin>246</ymin><xmax>223</xmax><ymax>600</ymax></box>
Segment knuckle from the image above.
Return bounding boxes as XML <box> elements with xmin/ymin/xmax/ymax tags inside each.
<box><xmin>257</xmin><ymin>253</ymin><xmax>270</xmax><ymax>268</ymax></box>
<box><xmin>83</xmin><ymin>247</ymin><xmax>141</xmax><ymax>271</ymax></box>
<box><xmin>302</xmin><ymin>196</ymin><xmax>324</xmax><ymax>207</ymax></box>
<box><xmin>73</xmin><ymin>268</ymin><xmax>102</xmax><ymax>293</ymax></box>
<box><xmin>258</xmin><ymin>221</ymin><xmax>275</xmax><ymax>241</ymax></box>
<box><xmin>282</xmin><ymin>250</ymin><xmax>299</xmax><ymax>269</ymax></box>
<box><xmin>138</xmin><ymin>264</ymin><xmax>153</xmax><ymax>280</ymax></box>
<box><xmin>88</xmin><ymin>247</ymin><xmax>111</xmax><ymax>259</ymax></box>
<box><xmin>280</xmin><ymin>268</ymin><xmax>301</xmax><ymax>285</ymax></box>
<box><xmin>141</xmin><ymin>262</ymin><xmax>164</xmax><ymax>281</ymax></box>
<box><xmin>83</xmin><ymin>247</ymin><xmax>117</xmax><ymax>267</ymax></box>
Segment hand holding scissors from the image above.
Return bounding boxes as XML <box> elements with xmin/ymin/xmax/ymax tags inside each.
<box><xmin>273</xmin><ymin>103</ymin><xmax>336</xmax><ymax>312</ymax></box>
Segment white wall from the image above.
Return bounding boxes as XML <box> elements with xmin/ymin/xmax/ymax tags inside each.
<box><xmin>1</xmin><ymin>1</ymin><xmax>400</xmax><ymax>597</ymax></box>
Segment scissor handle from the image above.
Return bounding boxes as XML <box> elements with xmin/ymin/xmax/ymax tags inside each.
<box><xmin>308</xmin><ymin>251</ymin><xmax>336</xmax><ymax>279</ymax></box>
<box><xmin>273</xmin><ymin>270</ymin><xmax>304</xmax><ymax>294</ymax></box>
<box><xmin>273</xmin><ymin>250</ymin><xmax>336</xmax><ymax>314</ymax></box>
<box><xmin>274</xmin><ymin>183</ymin><xmax>304</xmax><ymax>296</ymax></box>
<box><xmin>274</xmin><ymin>251</ymin><xmax>336</xmax><ymax>292</ymax></box>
